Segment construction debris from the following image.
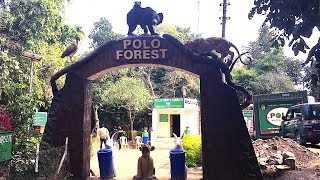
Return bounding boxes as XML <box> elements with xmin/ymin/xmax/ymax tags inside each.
<box><xmin>252</xmin><ymin>137</ymin><xmax>320</xmax><ymax>177</ymax></box>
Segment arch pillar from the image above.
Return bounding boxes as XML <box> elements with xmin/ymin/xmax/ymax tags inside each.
<box><xmin>53</xmin><ymin>73</ymin><xmax>92</xmax><ymax>179</ymax></box>
<box><xmin>200</xmin><ymin>68</ymin><xmax>261</xmax><ymax>179</ymax></box>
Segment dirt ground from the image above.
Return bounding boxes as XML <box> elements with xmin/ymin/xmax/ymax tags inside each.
<box><xmin>90</xmin><ymin>138</ymin><xmax>202</xmax><ymax>180</ymax></box>
<box><xmin>275</xmin><ymin>144</ymin><xmax>320</xmax><ymax>180</ymax></box>
<box><xmin>90</xmin><ymin>137</ymin><xmax>320</xmax><ymax>180</ymax></box>
<box><xmin>253</xmin><ymin>137</ymin><xmax>320</xmax><ymax>179</ymax></box>
<box><xmin>253</xmin><ymin>137</ymin><xmax>320</xmax><ymax>169</ymax></box>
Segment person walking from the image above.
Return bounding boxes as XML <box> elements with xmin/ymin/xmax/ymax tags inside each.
<box><xmin>142</xmin><ymin>127</ymin><xmax>149</xmax><ymax>145</ymax></box>
<box><xmin>97</xmin><ymin>125</ymin><xmax>110</xmax><ymax>149</ymax></box>
<box><xmin>181</xmin><ymin>126</ymin><xmax>190</xmax><ymax>138</ymax></box>
<box><xmin>117</xmin><ymin>126</ymin><xmax>125</xmax><ymax>150</ymax></box>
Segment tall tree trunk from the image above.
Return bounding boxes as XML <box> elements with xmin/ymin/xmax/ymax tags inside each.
<box><xmin>140</xmin><ymin>67</ymin><xmax>155</xmax><ymax>97</ymax></box>
<box><xmin>93</xmin><ymin>102</ymin><xmax>99</xmax><ymax>130</ymax></box>
<box><xmin>128</xmin><ymin>109</ymin><xmax>134</xmax><ymax>143</ymax></box>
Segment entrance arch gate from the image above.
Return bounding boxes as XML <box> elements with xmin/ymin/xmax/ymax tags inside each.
<box><xmin>43</xmin><ymin>34</ymin><xmax>262</xmax><ymax>179</ymax></box>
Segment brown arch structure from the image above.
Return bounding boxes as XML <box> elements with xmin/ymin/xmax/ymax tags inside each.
<box><xmin>42</xmin><ymin>34</ymin><xmax>262</xmax><ymax>179</ymax></box>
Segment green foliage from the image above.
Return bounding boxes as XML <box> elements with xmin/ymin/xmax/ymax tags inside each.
<box><xmin>182</xmin><ymin>135</ymin><xmax>202</xmax><ymax>167</ymax></box>
<box><xmin>151</xmin><ymin>25</ymin><xmax>200</xmax><ymax>98</ymax></box>
<box><xmin>304</xmin><ymin>64</ymin><xmax>320</xmax><ymax>100</ymax></box>
<box><xmin>233</xmin><ymin>25</ymin><xmax>302</xmax><ymax>95</ymax></box>
<box><xmin>155</xmin><ymin>24</ymin><xmax>199</xmax><ymax>43</ymax></box>
<box><xmin>1</xmin><ymin>0</ymin><xmax>84</xmax><ymax>110</ymax></box>
<box><xmin>103</xmin><ymin>77</ymin><xmax>152</xmax><ymax>111</ymax></box>
<box><xmin>102</xmin><ymin>77</ymin><xmax>152</xmax><ymax>140</ymax></box>
<box><xmin>232</xmin><ymin>67</ymin><xmax>258</xmax><ymax>93</ymax></box>
<box><xmin>0</xmin><ymin>51</ymin><xmax>22</xmax><ymax>88</ymax></box>
<box><xmin>157</xmin><ymin>70</ymin><xmax>200</xmax><ymax>98</ymax></box>
<box><xmin>249</xmin><ymin>0</ymin><xmax>319</xmax><ymax>56</ymax></box>
<box><xmin>4</xmin><ymin>83</ymin><xmax>42</xmax><ymax>178</ymax></box>
<box><xmin>7</xmin><ymin>0</ymin><xmax>82</xmax><ymax>49</ymax></box>
<box><xmin>89</xmin><ymin>17</ymin><xmax>124</xmax><ymax>48</ymax></box>
<box><xmin>0</xmin><ymin>0</ymin><xmax>84</xmax><ymax>178</ymax></box>
<box><xmin>252</xmin><ymin>72</ymin><xmax>295</xmax><ymax>94</ymax></box>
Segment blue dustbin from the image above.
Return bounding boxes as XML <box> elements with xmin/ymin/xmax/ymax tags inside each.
<box><xmin>97</xmin><ymin>149</ymin><xmax>115</xmax><ymax>179</ymax></box>
<box><xmin>170</xmin><ymin>149</ymin><xmax>187</xmax><ymax>180</ymax></box>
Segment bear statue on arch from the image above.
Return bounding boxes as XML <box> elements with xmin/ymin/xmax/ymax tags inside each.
<box><xmin>127</xmin><ymin>1</ymin><xmax>163</xmax><ymax>36</ymax></box>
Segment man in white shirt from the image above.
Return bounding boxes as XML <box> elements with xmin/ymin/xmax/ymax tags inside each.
<box><xmin>97</xmin><ymin>126</ymin><xmax>110</xmax><ymax>149</ymax></box>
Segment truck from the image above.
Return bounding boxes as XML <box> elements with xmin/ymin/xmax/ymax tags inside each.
<box><xmin>252</xmin><ymin>91</ymin><xmax>308</xmax><ymax>139</ymax></box>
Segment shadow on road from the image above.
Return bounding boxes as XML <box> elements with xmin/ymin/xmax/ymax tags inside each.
<box><xmin>305</xmin><ymin>144</ymin><xmax>320</xmax><ymax>149</ymax></box>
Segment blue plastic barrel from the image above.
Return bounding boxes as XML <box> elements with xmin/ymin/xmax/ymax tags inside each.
<box><xmin>97</xmin><ymin>149</ymin><xmax>115</xmax><ymax>179</ymax></box>
<box><xmin>170</xmin><ymin>149</ymin><xmax>186</xmax><ymax>180</ymax></box>
<box><xmin>142</xmin><ymin>136</ymin><xmax>149</xmax><ymax>144</ymax></box>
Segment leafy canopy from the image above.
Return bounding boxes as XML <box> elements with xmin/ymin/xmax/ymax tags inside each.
<box><xmin>102</xmin><ymin>77</ymin><xmax>153</xmax><ymax>111</ymax></box>
<box><xmin>232</xmin><ymin>25</ymin><xmax>301</xmax><ymax>94</ymax></box>
<box><xmin>249</xmin><ymin>0</ymin><xmax>320</xmax><ymax>56</ymax></box>
<box><xmin>88</xmin><ymin>17</ymin><xmax>124</xmax><ymax>49</ymax></box>
<box><xmin>0</xmin><ymin>1</ymin><xmax>84</xmax><ymax>176</ymax></box>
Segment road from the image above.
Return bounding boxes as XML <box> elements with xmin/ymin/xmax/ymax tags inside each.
<box><xmin>306</xmin><ymin>144</ymin><xmax>320</xmax><ymax>155</ymax></box>
<box><xmin>90</xmin><ymin>138</ymin><xmax>202</xmax><ymax>180</ymax></box>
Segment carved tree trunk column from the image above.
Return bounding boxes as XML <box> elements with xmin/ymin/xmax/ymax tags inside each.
<box><xmin>200</xmin><ymin>67</ymin><xmax>262</xmax><ymax>180</ymax></box>
<box><xmin>54</xmin><ymin>73</ymin><xmax>92</xmax><ymax>179</ymax></box>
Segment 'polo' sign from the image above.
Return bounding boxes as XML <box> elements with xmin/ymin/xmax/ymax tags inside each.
<box><xmin>114</xmin><ymin>37</ymin><xmax>169</xmax><ymax>61</ymax></box>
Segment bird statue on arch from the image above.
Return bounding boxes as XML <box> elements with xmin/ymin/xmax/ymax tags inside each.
<box><xmin>61</xmin><ymin>37</ymin><xmax>80</xmax><ymax>60</ymax></box>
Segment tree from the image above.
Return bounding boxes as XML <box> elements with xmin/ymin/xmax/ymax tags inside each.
<box><xmin>157</xmin><ymin>70</ymin><xmax>200</xmax><ymax>98</ymax></box>
<box><xmin>252</xmin><ymin>72</ymin><xmax>295</xmax><ymax>94</ymax></box>
<box><xmin>137</xmin><ymin>24</ymin><xmax>200</xmax><ymax>99</ymax></box>
<box><xmin>0</xmin><ymin>0</ymin><xmax>83</xmax><ymax>109</ymax></box>
<box><xmin>88</xmin><ymin>17</ymin><xmax>124</xmax><ymax>49</ymax></box>
<box><xmin>92</xmin><ymin>69</ymin><xmax>133</xmax><ymax>131</ymax></box>
<box><xmin>102</xmin><ymin>77</ymin><xmax>152</xmax><ymax>141</ymax></box>
<box><xmin>232</xmin><ymin>25</ymin><xmax>301</xmax><ymax>95</ymax></box>
<box><xmin>249</xmin><ymin>0</ymin><xmax>319</xmax><ymax>56</ymax></box>
<box><xmin>232</xmin><ymin>67</ymin><xmax>257</xmax><ymax>93</ymax></box>
<box><xmin>89</xmin><ymin>17</ymin><xmax>125</xmax><ymax>130</ymax></box>
<box><xmin>155</xmin><ymin>24</ymin><xmax>198</xmax><ymax>43</ymax></box>
<box><xmin>0</xmin><ymin>1</ymin><xmax>84</xmax><ymax>177</ymax></box>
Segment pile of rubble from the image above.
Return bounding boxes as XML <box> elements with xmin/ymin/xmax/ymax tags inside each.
<box><xmin>252</xmin><ymin>137</ymin><xmax>320</xmax><ymax>177</ymax></box>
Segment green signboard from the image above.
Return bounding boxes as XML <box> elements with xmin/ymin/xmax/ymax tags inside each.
<box><xmin>242</xmin><ymin>110</ymin><xmax>253</xmax><ymax>117</ymax></box>
<box><xmin>159</xmin><ymin>114</ymin><xmax>169</xmax><ymax>122</ymax></box>
<box><xmin>242</xmin><ymin>110</ymin><xmax>254</xmax><ymax>134</ymax></box>
<box><xmin>0</xmin><ymin>132</ymin><xmax>13</xmax><ymax>162</ymax></box>
<box><xmin>259</xmin><ymin>101</ymin><xmax>298</xmax><ymax>134</ymax></box>
<box><xmin>33</xmin><ymin>112</ymin><xmax>47</xmax><ymax>126</ymax></box>
<box><xmin>153</xmin><ymin>98</ymin><xmax>184</xmax><ymax>108</ymax></box>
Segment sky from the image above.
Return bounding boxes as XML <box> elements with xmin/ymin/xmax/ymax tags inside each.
<box><xmin>65</xmin><ymin>0</ymin><xmax>319</xmax><ymax>60</ymax></box>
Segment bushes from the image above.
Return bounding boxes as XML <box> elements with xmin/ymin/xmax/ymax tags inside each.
<box><xmin>0</xmin><ymin>105</ymin><xmax>13</xmax><ymax>132</ymax></box>
<box><xmin>38</xmin><ymin>145</ymin><xmax>73</xmax><ymax>179</ymax></box>
<box><xmin>182</xmin><ymin>135</ymin><xmax>202</xmax><ymax>167</ymax></box>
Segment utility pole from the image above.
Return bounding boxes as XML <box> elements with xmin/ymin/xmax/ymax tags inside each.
<box><xmin>220</xmin><ymin>0</ymin><xmax>230</xmax><ymax>38</ymax></box>
<box><xmin>196</xmin><ymin>0</ymin><xmax>200</xmax><ymax>34</ymax></box>
<box><xmin>22</xmin><ymin>52</ymin><xmax>42</xmax><ymax>94</ymax></box>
